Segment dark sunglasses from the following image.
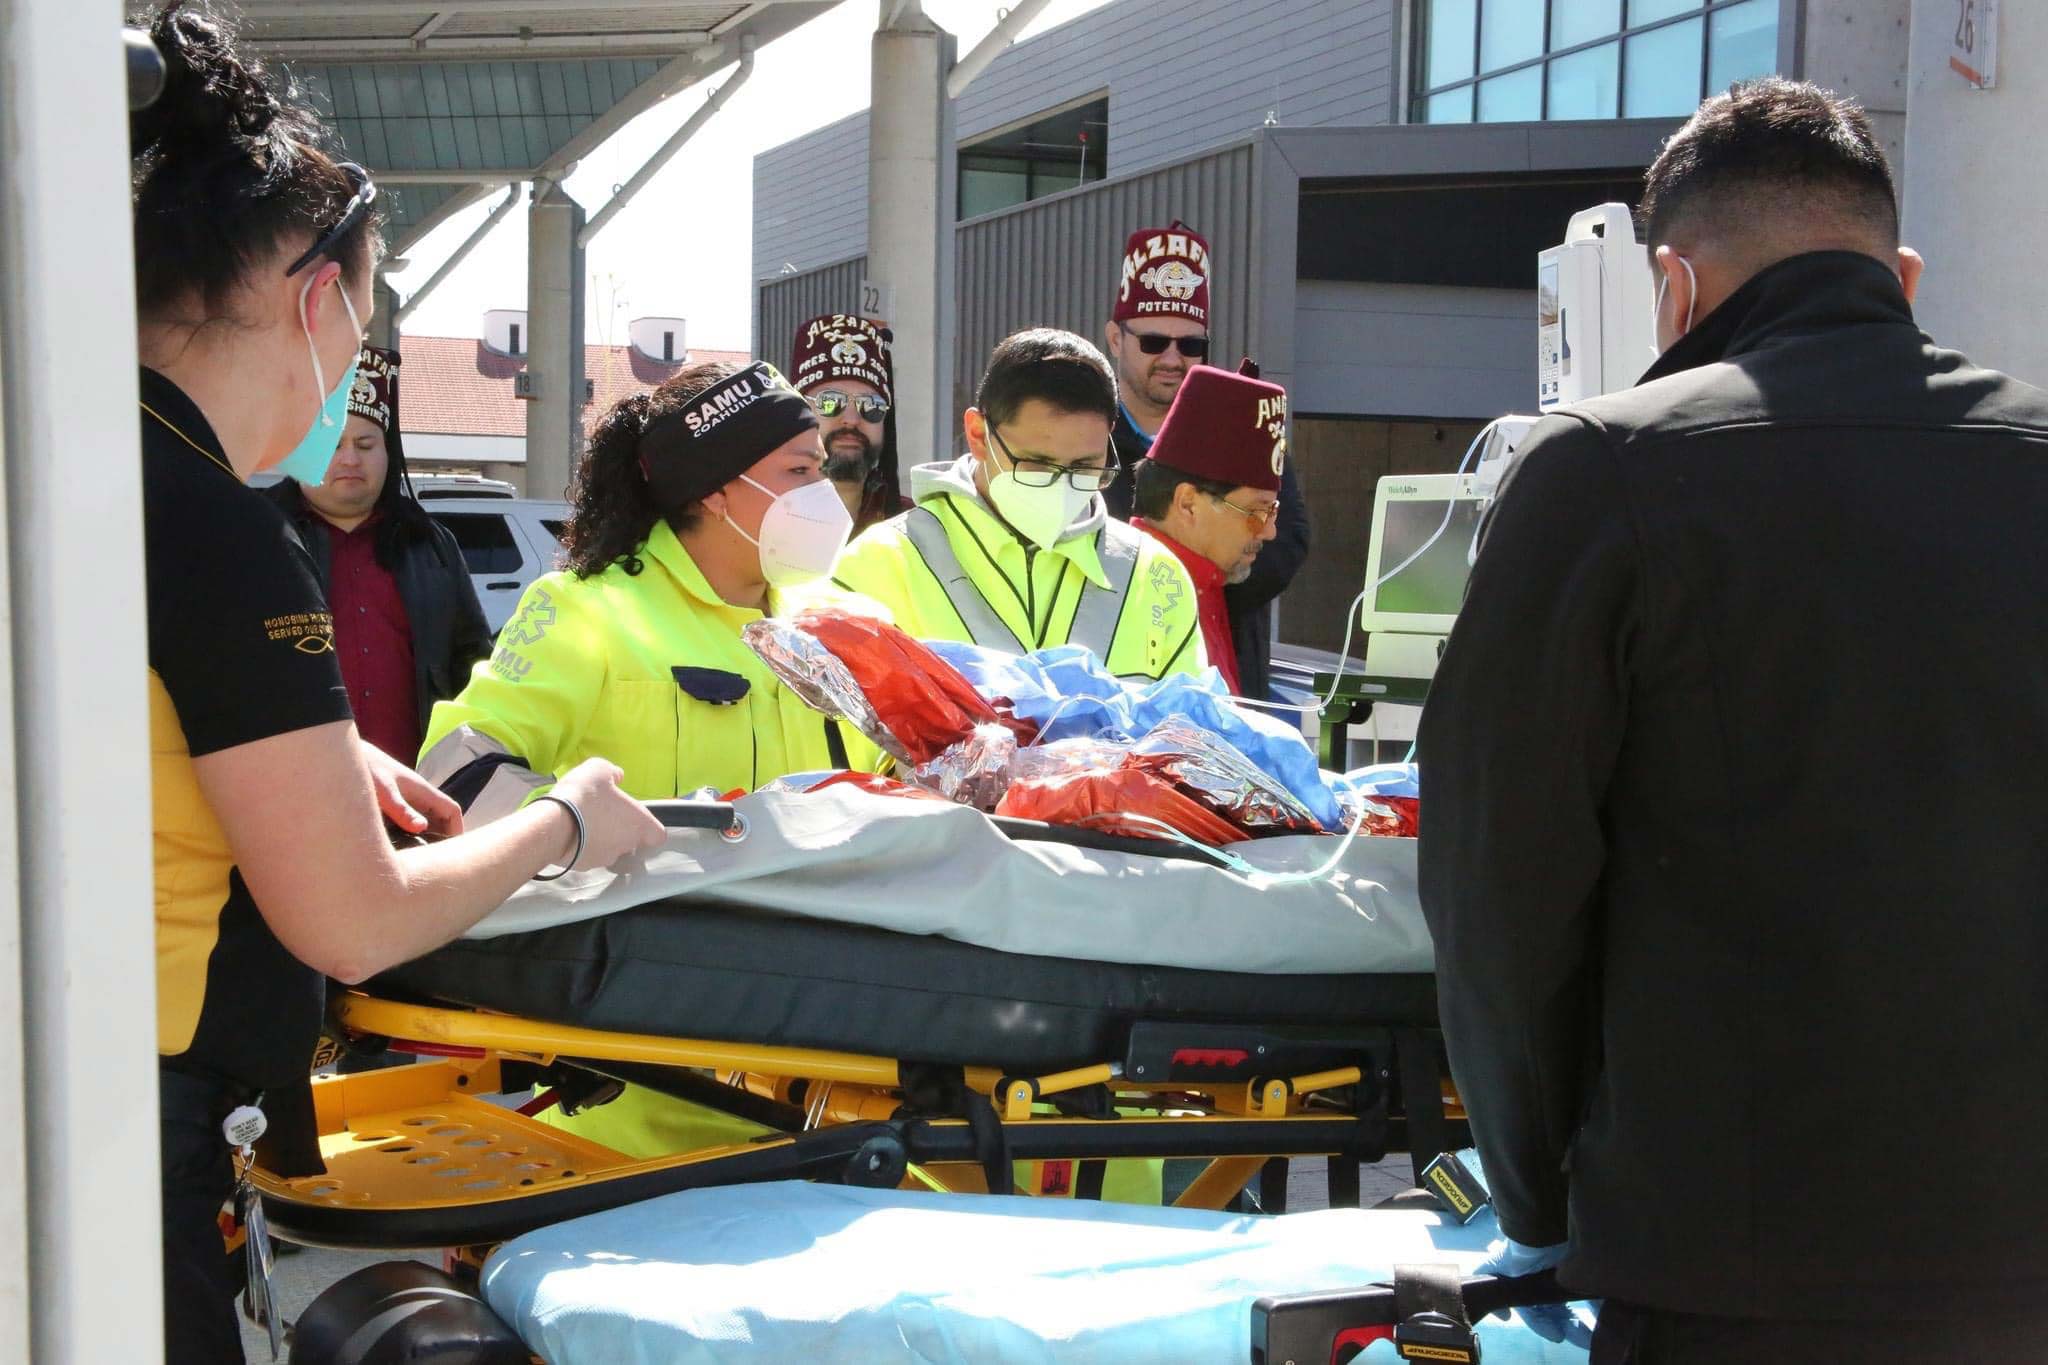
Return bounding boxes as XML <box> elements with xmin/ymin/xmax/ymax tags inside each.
<box><xmin>285</xmin><ymin>162</ymin><xmax>378</xmax><ymax>277</ymax></box>
<box><xmin>812</xmin><ymin>389</ymin><xmax>890</xmax><ymax>423</ymax></box>
<box><xmin>1117</xmin><ymin>322</ymin><xmax>1208</xmax><ymax>358</ymax></box>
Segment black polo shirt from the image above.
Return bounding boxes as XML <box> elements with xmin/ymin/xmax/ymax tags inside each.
<box><xmin>142</xmin><ymin>367</ymin><xmax>353</xmax><ymax>1090</ymax></box>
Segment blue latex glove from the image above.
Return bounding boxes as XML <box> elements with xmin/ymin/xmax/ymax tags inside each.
<box><xmin>1473</xmin><ymin>1237</ymin><xmax>1596</xmax><ymax>1349</ymax></box>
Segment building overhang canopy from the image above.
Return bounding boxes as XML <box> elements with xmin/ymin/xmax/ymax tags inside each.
<box><xmin>239</xmin><ymin>1</ymin><xmax>841</xmax><ymax>252</ymax></box>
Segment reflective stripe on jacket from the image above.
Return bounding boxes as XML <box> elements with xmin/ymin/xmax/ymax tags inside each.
<box><xmin>833</xmin><ymin>455</ymin><xmax>1206</xmax><ymax>680</ymax></box>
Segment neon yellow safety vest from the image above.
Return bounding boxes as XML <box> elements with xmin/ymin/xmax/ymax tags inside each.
<box><xmin>833</xmin><ymin>457</ymin><xmax>1207</xmax><ymax>680</ymax></box>
<box><xmin>419</xmin><ymin>518</ymin><xmax>878</xmax><ymax>1159</ymax></box>
<box><xmin>421</xmin><ymin>517</ymin><xmax>875</xmax><ymax>809</ymax></box>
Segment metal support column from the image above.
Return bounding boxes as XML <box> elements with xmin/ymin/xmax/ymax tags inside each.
<box><xmin>867</xmin><ymin>1</ymin><xmax>957</xmax><ymax>469</ymax></box>
<box><xmin>369</xmin><ymin>276</ymin><xmax>401</xmax><ymax>350</ymax></box>
<box><xmin>525</xmin><ymin>179</ymin><xmax>587</xmax><ymax>502</ymax></box>
<box><xmin>0</xmin><ymin>3</ymin><xmax>159</xmax><ymax>1359</ymax></box>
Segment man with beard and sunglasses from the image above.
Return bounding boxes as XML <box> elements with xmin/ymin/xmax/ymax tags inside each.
<box><xmin>791</xmin><ymin>312</ymin><xmax>908</xmax><ymax>535</ymax></box>
<box><xmin>1102</xmin><ymin>222</ymin><xmax>1307</xmax><ymax>699</ymax></box>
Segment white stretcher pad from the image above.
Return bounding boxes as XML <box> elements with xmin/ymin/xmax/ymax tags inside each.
<box><xmin>480</xmin><ymin>1180</ymin><xmax>1587</xmax><ymax>1365</ymax></box>
<box><xmin>465</xmin><ymin>785</ymin><xmax>1430</xmax><ymax>977</ymax></box>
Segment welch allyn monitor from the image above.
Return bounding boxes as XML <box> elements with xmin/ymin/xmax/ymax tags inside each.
<box><xmin>1360</xmin><ymin>472</ymin><xmax>1486</xmax><ymax>639</ymax></box>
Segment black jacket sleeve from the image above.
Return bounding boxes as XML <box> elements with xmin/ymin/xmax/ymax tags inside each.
<box><xmin>1414</xmin><ymin>414</ymin><xmax>1639</xmax><ymax>1246</ymax></box>
<box><xmin>1224</xmin><ymin>451</ymin><xmax>1309</xmax><ymax>617</ymax></box>
<box><xmin>433</xmin><ymin>521</ymin><xmax>495</xmax><ymax>686</ymax></box>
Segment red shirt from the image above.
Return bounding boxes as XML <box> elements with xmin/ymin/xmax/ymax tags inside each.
<box><xmin>1131</xmin><ymin>517</ymin><xmax>1241</xmax><ymax>695</ymax></box>
<box><xmin>323</xmin><ymin>514</ymin><xmax>420</xmax><ymax>762</ymax></box>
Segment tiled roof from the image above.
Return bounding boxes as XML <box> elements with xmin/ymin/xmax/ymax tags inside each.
<box><xmin>398</xmin><ymin>334</ymin><xmax>752</xmax><ymax>439</ymax></box>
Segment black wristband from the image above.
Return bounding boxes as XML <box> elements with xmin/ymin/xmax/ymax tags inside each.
<box><xmin>530</xmin><ymin>793</ymin><xmax>586</xmax><ymax>882</ymax></box>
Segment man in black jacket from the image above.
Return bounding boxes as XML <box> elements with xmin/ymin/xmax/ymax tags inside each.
<box><xmin>266</xmin><ymin>346</ymin><xmax>493</xmax><ymax>762</ymax></box>
<box><xmin>1418</xmin><ymin>79</ymin><xmax>2048</xmax><ymax>1362</ymax></box>
<box><xmin>1101</xmin><ymin>221</ymin><xmax>1308</xmax><ymax>698</ymax></box>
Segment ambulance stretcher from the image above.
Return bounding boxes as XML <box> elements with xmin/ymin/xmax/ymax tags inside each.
<box><xmin>254</xmin><ymin>785</ymin><xmax>1516</xmax><ymax>1360</ymax></box>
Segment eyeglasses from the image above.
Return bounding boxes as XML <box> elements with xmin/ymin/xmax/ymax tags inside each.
<box><xmin>812</xmin><ymin>389</ymin><xmax>890</xmax><ymax>423</ymax></box>
<box><xmin>987</xmin><ymin>424</ymin><xmax>1120</xmax><ymax>492</ymax></box>
<box><xmin>1116</xmin><ymin>322</ymin><xmax>1208</xmax><ymax>358</ymax></box>
<box><xmin>285</xmin><ymin>162</ymin><xmax>378</xmax><ymax>277</ymax></box>
<box><xmin>1211</xmin><ymin>492</ymin><xmax>1280</xmax><ymax>531</ymax></box>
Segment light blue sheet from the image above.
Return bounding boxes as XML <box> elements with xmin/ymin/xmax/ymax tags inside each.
<box><xmin>482</xmin><ymin>1178</ymin><xmax>1590</xmax><ymax>1364</ymax></box>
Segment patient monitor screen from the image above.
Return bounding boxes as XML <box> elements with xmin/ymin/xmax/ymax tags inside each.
<box><xmin>1372</xmin><ymin>499</ymin><xmax>1484</xmax><ymax>618</ymax></box>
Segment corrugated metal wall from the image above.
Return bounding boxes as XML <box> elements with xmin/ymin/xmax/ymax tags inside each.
<box><xmin>951</xmin><ymin>141</ymin><xmax>1258</xmax><ymax>423</ymax></box>
<box><xmin>750</xmin><ymin>0</ymin><xmax>1396</xmax><ymax>282</ymax></box>
<box><xmin>753</xmin><ymin>254</ymin><xmax>868</xmax><ymax>371</ymax></box>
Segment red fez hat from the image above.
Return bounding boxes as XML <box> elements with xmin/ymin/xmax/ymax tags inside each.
<box><xmin>790</xmin><ymin>313</ymin><xmax>893</xmax><ymax>401</ymax></box>
<box><xmin>1144</xmin><ymin>363</ymin><xmax>1287</xmax><ymax>493</ymax></box>
<box><xmin>1112</xmin><ymin>220</ymin><xmax>1211</xmax><ymax>328</ymax></box>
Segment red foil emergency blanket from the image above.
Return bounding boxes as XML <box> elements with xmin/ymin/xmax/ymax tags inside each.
<box><xmin>742</xmin><ymin>609</ymin><xmax>1033</xmax><ymax>806</ymax></box>
<box><xmin>995</xmin><ymin>767</ymin><xmax>1247</xmax><ymax>847</ymax></box>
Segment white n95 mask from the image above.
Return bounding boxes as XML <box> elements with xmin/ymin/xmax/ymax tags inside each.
<box><xmin>726</xmin><ymin>475</ymin><xmax>853</xmax><ymax>586</ymax></box>
<box><xmin>987</xmin><ymin>472</ymin><xmax>1093</xmax><ymax>550</ymax></box>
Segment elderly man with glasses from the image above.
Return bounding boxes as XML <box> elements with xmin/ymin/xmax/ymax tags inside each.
<box><xmin>1128</xmin><ymin>364</ymin><xmax>1288</xmax><ymax>696</ymax></box>
<box><xmin>1101</xmin><ymin>221</ymin><xmax>1307</xmax><ymax>699</ymax></box>
<box><xmin>834</xmin><ymin>327</ymin><xmax>1205</xmax><ymax>682</ymax></box>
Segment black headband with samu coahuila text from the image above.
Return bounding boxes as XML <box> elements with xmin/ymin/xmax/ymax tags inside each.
<box><xmin>637</xmin><ymin>361</ymin><xmax>818</xmax><ymax>511</ymax></box>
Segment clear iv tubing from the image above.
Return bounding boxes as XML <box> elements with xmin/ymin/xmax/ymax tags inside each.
<box><xmin>1077</xmin><ymin>808</ymin><xmax>1380</xmax><ymax>900</ymax></box>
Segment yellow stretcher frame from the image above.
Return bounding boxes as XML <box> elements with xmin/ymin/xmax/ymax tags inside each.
<box><xmin>254</xmin><ymin>993</ymin><xmax>1462</xmax><ymax>1252</ymax></box>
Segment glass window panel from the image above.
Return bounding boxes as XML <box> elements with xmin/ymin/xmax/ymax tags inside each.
<box><xmin>1427</xmin><ymin>0</ymin><xmax>1478</xmax><ymax>87</ymax></box>
<box><xmin>1425</xmin><ymin>86</ymin><xmax>1475</xmax><ymax>123</ymax></box>
<box><xmin>1547</xmin><ymin>40</ymin><xmax>1619</xmax><ymax>119</ymax></box>
<box><xmin>1624</xmin><ymin>16</ymin><xmax>1703</xmax><ymax>116</ymax></box>
<box><xmin>1709</xmin><ymin>0</ymin><xmax>1780</xmax><ymax>92</ymax></box>
<box><xmin>958</xmin><ymin>160</ymin><xmax>1029</xmax><ymax>219</ymax></box>
<box><xmin>1480</xmin><ymin>1</ymin><xmax>1543</xmax><ymax>72</ymax></box>
<box><xmin>1552</xmin><ymin>0</ymin><xmax>1623</xmax><ymax>50</ymax></box>
<box><xmin>1628</xmin><ymin>0</ymin><xmax>1699</xmax><ymax>23</ymax></box>
<box><xmin>1478</xmin><ymin>66</ymin><xmax>1543</xmax><ymax>122</ymax></box>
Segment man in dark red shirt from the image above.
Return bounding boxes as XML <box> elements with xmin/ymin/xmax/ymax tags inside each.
<box><xmin>1128</xmin><ymin>364</ymin><xmax>1286</xmax><ymax>696</ymax></box>
<box><xmin>266</xmin><ymin>347</ymin><xmax>492</xmax><ymax>761</ymax></box>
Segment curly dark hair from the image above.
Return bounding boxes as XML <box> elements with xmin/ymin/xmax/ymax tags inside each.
<box><xmin>560</xmin><ymin>360</ymin><xmax>744</xmax><ymax>578</ymax></box>
<box><xmin>131</xmin><ymin>0</ymin><xmax>384</xmax><ymax>323</ymax></box>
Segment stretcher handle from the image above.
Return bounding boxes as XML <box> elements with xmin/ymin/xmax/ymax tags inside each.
<box><xmin>646</xmin><ymin>799</ymin><xmax>744</xmax><ymax>836</ymax></box>
<box><xmin>1249</xmin><ymin>1269</ymin><xmax>1565</xmax><ymax>1363</ymax></box>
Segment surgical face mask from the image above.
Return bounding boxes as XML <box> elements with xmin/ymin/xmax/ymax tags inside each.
<box><xmin>1650</xmin><ymin>253</ymin><xmax>1698</xmax><ymax>357</ymax></box>
<box><xmin>724</xmin><ymin>474</ymin><xmax>853</xmax><ymax>587</ymax></box>
<box><xmin>276</xmin><ymin>278</ymin><xmax>363</xmax><ymax>486</ymax></box>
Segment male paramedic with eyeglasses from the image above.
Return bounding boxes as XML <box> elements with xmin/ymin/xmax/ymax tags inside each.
<box><xmin>790</xmin><ymin>311</ymin><xmax>907</xmax><ymax>535</ymax></box>
<box><xmin>1102</xmin><ymin>221</ymin><xmax>1308</xmax><ymax>699</ymax></box>
<box><xmin>833</xmin><ymin>326</ymin><xmax>1205</xmax><ymax>682</ymax></box>
<box><xmin>1128</xmin><ymin>364</ymin><xmax>1288</xmax><ymax>696</ymax></box>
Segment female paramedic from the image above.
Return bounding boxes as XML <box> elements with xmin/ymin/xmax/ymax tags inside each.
<box><xmin>418</xmin><ymin>358</ymin><xmax>870</xmax><ymax>1157</ymax></box>
<box><xmin>130</xmin><ymin>6</ymin><xmax>664</xmax><ymax>1359</ymax></box>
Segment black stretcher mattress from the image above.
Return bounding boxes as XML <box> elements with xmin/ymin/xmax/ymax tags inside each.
<box><xmin>373</xmin><ymin>900</ymin><xmax>1440</xmax><ymax>1072</ymax></box>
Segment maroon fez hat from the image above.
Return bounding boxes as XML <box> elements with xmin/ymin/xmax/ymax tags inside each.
<box><xmin>1144</xmin><ymin>363</ymin><xmax>1288</xmax><ymax>493</ymax></box>
<box><xmin>1112</xmin><ymin>220</ymin><xmax>1211</xmax><ymax>328</ymax></box>
<box><xmin>347</xmin><ymin>345</ymin><xmax>400</xmax><ymax>434</ymax></box>
<box><xmin>790</xmin><ymin>313</ymin><xmax>893</xmax><ymax>401</ymax></box>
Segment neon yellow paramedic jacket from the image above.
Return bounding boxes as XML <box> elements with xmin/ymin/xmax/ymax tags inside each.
<box><xmin>420</xmin><ymin>517</ymin><xmax>873</xmax><ymax>817</ymax></box>
<box><xmin>832</xmin><ymin>455</ymin><xmax>1207</xmax><ymax>680</ymax></box>
<box><xmin>418</xmin><ymin>518</ymin><xmax>879</xmax><ymax>1160</ymax></box>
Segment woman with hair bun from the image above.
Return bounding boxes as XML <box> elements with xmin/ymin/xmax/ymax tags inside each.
<box><xmin>419</xmin><ymin>357</ymin><xmax>875</xmax><ymax>1159</ymax></box>
<box><xmin>130</xmin><ymin>5</ymin><xmax>663</xmax><ymax>1357</ymax></box>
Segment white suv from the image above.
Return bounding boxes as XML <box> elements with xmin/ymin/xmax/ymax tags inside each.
<box><xmin>425</xmin><ymin>498</ymin><xmax>568</xmax><ymax>633</ymax></box>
